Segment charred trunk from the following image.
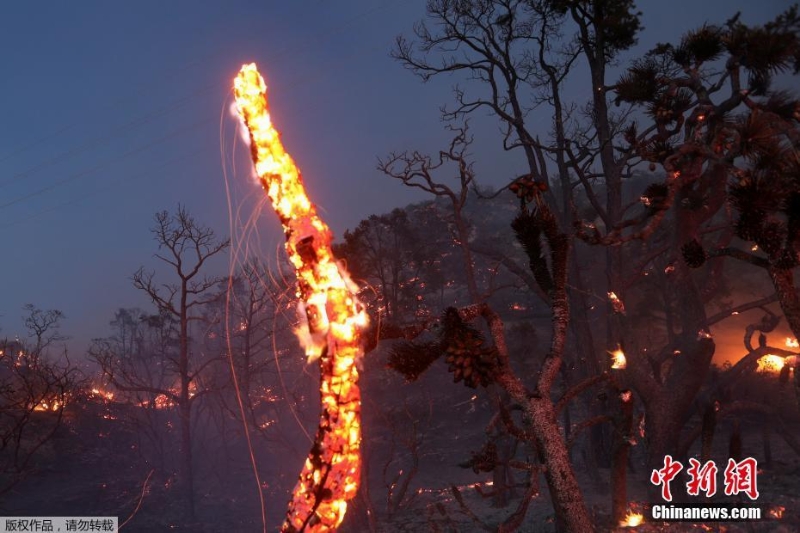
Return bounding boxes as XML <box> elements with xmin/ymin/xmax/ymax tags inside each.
<box><xmin>528</xmin><ymin>398</ymin><xmax>594</xmax><ymax>533</ymax></box>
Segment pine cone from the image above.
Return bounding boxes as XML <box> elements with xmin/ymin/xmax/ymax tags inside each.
<box><xmin>681</xmin><ymin>239</ymin><xmax>707</xmax><ymax>268</ymax></box>
<box><xmin>441</xmin><ymin>308</ymin><xmax>497</xmax><ymax>388</ymax></box>
<box><xmin>642</xmin><ymin>182</ymin><xmax>669</xmax><ymax>213</ymax></box>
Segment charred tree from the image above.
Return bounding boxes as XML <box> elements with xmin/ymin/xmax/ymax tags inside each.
<box><xmin>379</xmin><ymin>127</ymin><xmax>594</xmax><ymax>531</ymax></box>
<box><xmin>95</xmin><ymin>206</ymin><xmax>228</xmax><ymax>520</ymax></box>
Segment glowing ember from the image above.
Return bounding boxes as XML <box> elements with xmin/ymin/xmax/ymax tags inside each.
<box><xmin>610</xmin><ymin>346</ymin><xmax>627</xmax><ymax>369</ymax></box>
<box><xmin>90</xmin><ymin>388</ymin><xmax>116</xmax><ymax>402</ymax></box>
<box><xmin>697</xmin><ymin>329</ymin><xmax>713</xmax><ymax>340</ymax></box>
<box><xmin>234</xmin><ymin>62</ymin><xmax>368</xmax><ymax>532</ymax></box>
<box><xmin>608</xmin><ymin>292</ymin><xmax>626</xmax><ymax>314</ymax></box>
<box><xmin>152</xmin><ymin>394</ymin><xmax>177</xmax><ymax>409</ymax></box>
<box><xmin>757</xmin><ymin>354</ymin><xmax>785</xmax><ymax>373</ymax></box>
<box><xmin>786</xmin><ymin>337</ymin><xmax>799</xmax><ymax>349</ymax></box>
<box><xmin>33</xmin><ymin>400</ymin><xmax>62</xmax><ymax>412</ymax></box>
<box><xmin>769</xmin><ymin>505</ymin><xmax>785</xmax><ymax>519</ymax></box>
<box><xmin>619</xmin><ymin>511</ymin><xmax>644</xmax><ymax>527</ymax></box>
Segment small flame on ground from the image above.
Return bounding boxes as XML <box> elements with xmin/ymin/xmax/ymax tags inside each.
<box><xmin>619</xmin><ymin>511</ymin><xmax>644</xmax><ymax>527</ymax></box>
<box><xmin>90</xmin><ymin>388</ymin><xmax>115</xmax><ymax>402</ymax></box>
<box><xmin>769</xmin><ymin>505</ymin><xmax>785</xmax><ymax>519</ymax></box>
<box><xmin>33</xmin><ymin>400</ymin><xmax>62</xmax><ymax>412</ymax></box>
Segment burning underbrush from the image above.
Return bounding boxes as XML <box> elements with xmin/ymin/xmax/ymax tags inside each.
<box><xmin>2</xmin><ymin>339</ymin><xmax>799</xmax><ymax>533</ymax></box>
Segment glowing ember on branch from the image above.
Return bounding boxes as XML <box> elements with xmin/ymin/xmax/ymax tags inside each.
<box><xmin>608</xmin><ymin>292</ymin><xmax>626</xmax><ymax>314</ymax></box>
<box><xmin>609</xmin><ymin>345</ymin><xmax>627</xmax><ymax>369</ymax></box>
<box><xmin>233</xmin><ymin>62</ymin><xmax>367</xmax><ymax>532</ymax></box>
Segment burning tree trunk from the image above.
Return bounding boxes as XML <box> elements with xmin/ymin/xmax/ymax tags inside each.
<box><xmin>233</xmin><ymin>63</ymin><xmax>368</xmax><ymax>532</ymax></box>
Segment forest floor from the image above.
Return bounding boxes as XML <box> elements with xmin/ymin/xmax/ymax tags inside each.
<box><xmin>3</xmin><ymin>365</ymin><xmax>799</xmax><ymax>532</ymax></box>
<box><xmin>367</xmin><ymin>415</ymin><xmax>800</xmax><ymax>533</ymax></box>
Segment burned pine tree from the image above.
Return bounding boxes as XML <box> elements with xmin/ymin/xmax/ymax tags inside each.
<box><xmin>392</xmin><ymin>0</ymin><xmax>648</xmax><ymax>494</ymax></box>
<box><xmin>376</xmin><ymin>0</ymin><xmax>800</xmax><ymax>529</ymax></box>
<box><xmin>387</xmin><ymin>0</ymin><xmax>650</xmax><ymax>528</ymax></box>
<box><xmin>376</xmin><ymin>125</ymin><xmax>594</xmax><ymax>532</ymax></box>
<box><xmin>601</xmin><ymin>6</ymin><xmax>800</xmax><ymax>480</ymax></box>
<box><xmin>333</xmin><ymin>209</ymin><xmax>425</xmax><ymax>326</ymax></box>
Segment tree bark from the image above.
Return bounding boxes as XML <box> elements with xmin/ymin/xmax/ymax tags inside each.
<box><xmin>528</xmin><ymin>398</ymin><xmax>595</xmax><ymax>533</ymax></box>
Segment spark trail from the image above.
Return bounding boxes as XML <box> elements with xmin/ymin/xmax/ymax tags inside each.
<box><xmin>233</xmin><ymin>63</ymin><xmax>367</xmax><ymax>532</ymax></box>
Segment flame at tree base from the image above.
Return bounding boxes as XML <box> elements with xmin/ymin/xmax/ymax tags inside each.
<box><xmin>233</xmin><ymin>63</ymin><xmax>367</xmax><ymax>532</ymax></box>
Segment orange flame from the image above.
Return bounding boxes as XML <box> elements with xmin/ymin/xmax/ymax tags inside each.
<box><xmin>619</xmin><ymin>510</ymin><xmax>644</xmax><ymax>527</ymax></box>
<box><xmin>90</xmin><ymin>387</ymin><xmax>116</xmax><ymax>402</ymax></box>
<box><xmin>33</xmin><ymin>400</ymin><xmax>62</xmax><ymax>412</ymax></box>
<box><xmin>757</xmin><ymin>354</ymin><xmax>785</xmax><ymax>373</ymax></box>
<box><xmin>234</xmin><ymin>62</ymin><xmax>367</xmax><ymax>532</ymax></box>
<box><xmin>610</xmin><ymin>346</ymin><xmax>627</xmax><ymax>369</ymax></box>
<box><xmin>786</xmin><ymin>337</ymin><xmax>799</xmax><ymax>349</ymax></box>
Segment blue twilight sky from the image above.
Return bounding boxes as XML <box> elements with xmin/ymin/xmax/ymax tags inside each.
<box><xmin>0</xmin><ymin>0</ymin><xmax>791</xmax><ymax>352</ymax></box>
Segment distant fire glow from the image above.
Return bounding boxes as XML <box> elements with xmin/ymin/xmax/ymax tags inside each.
<box><xmin>754</xmin><ymin>338</ymin><xmax>800</xmax><ymax>374</ymax></box>
<box><xmin>33</xmin><ymin>399</ymin><xmax>63</xmax><ymax>412</ymax></box>
<box><xmin>770</xmin><ymin>505</ymin><xmax>785</xmax><ymax>519</ymax></box>
<box><xmin>758</xmin><ymin>354</ymin><xmax>786</xmax><ymax>373</ymax></box>
<box><xmin>234</xmin><ymin>62</ymin><xmax>367</xmax><ymax>531</ymax></box>
<box><xmin>90</xmin><ymin>388</ymin><xmax>115</xmax><ymax>402</ymax></box>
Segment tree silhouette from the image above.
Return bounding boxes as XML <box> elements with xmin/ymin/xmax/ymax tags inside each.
<box><xmin>0</xmin><ymin>305</ymin><xmax>80</xmax><ymax>497</ymax></box>
<box><xmin>94</xmin><ymin>206</ymin><xmax>228</xmax><ymax>520</ymax></box>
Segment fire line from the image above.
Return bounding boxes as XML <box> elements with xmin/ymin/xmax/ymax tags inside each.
<box><xmin>233</xmin><ymin>63</ymin><xmax>368</xmax><ymax>532</ymax></box>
